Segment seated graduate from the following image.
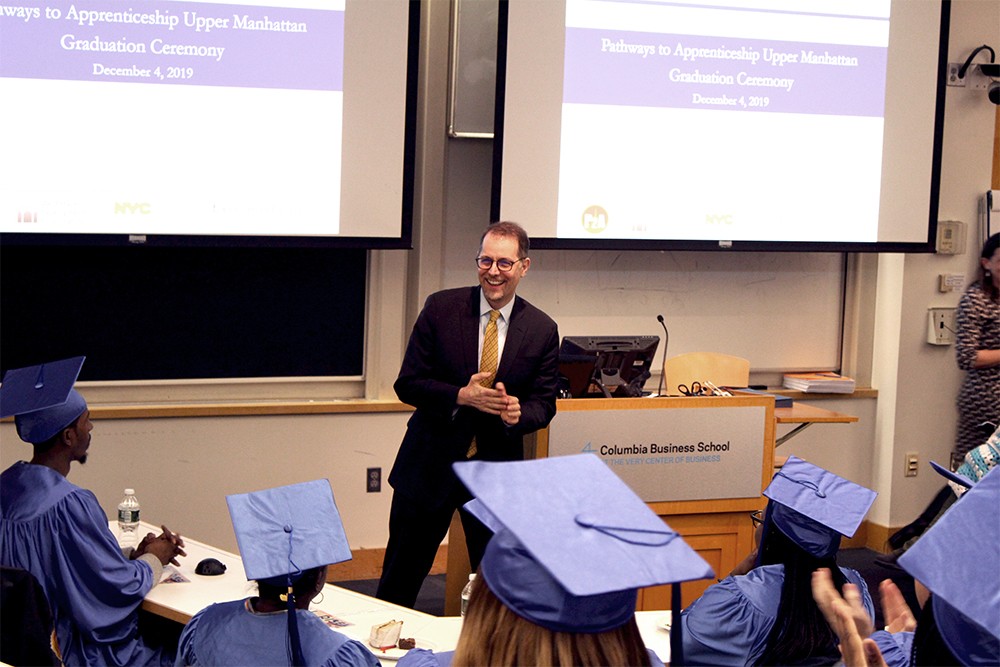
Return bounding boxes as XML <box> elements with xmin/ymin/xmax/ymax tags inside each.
<box><xmin>681</xmin><ymin>455</ymin><xmax>877</xmax><ymax>666</ymax></box>
<box><xmin>175</xmin><ymin>479</ymin><xmax>378</xmax><ymax>667</ymax></box>
<box><xmin>814</xmin><ymin>465</ymin><xmax>999</xmax><ymax>667</ymax></box>
<box><xmin>0</xmin><ymin>357</ymin><xmax>186</xmax><ymax>667</ymax></box>
<box><xmin>398</xmin><ymin>453</ymin><xmax>715</xmax><ymax>667</ymax></box>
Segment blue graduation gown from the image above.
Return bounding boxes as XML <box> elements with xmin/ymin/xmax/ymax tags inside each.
<box><xmin>175</xmin><ymin>599</ymin><xmax>379</xmax><ymax>666</ymax></box>
<box><xmin>0</xmin><ymin>461</ymin><xmax>170</xmax><ymax>666</ymax></box>
<box><xmin>396</xmin><ymin>647</ymin><xmax>665</xmax><ymax>666</ymax></box>
<box><xmin>397</xmin><ymin>648</ymin><xmax>452</xmax><ymax>667</ymax></box>
<box><xmin>870</xmin><ymin>630</ymin><xmax>914</xmax><ymax>667</ymax></box>
<box><xmin>681</xmin><ymin>564</ymin><xmax>874</xmax><ymax>667</ymax></box>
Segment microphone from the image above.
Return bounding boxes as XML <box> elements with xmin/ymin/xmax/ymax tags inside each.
<box><xmin>656</xmin><ymin>314</ymin><xmax>669</xmax><ymax>396</ymax></box>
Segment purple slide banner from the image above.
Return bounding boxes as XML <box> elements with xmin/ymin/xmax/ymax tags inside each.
<box><xmin>0</xmin><ymin>1</ymin><xmax>343</xmax><ymax>91</ymax></box>
<box><xmin>563</xmin><ymin>27</ymin><xmax>887</xmax><ymax>117</ymax></box>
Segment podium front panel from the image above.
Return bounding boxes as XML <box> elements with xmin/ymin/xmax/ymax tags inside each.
<box><xmin>548</xmin><ymin>397</ymin><xmax>768</xmax><ymax>503</ymax></box>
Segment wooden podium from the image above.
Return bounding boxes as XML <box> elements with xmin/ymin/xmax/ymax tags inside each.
<box><xmin>444</xmin><ymin>395</ymin><xmax>775</xmax><ymax>613</ymax></box>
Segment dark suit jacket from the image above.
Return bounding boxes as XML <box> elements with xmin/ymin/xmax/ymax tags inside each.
<box><xmin>388</xmin><ymin>287</ymin><xmax>559</xmax><ymax>506</ymax></box>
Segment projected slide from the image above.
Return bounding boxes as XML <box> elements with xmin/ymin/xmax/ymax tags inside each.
<box><xmin>495</xmin><ymin>0</ymin><xmax>944</xmax><ymax>249</ymax></box>
<box><xmin>556</xmin><ymin>0</ymin><xmax>889</xmax><ymax>242</ymax></box>
<box><xmin>1</xmin><ymin>0</ymin><xmax>407</xmax><ymax>240</ymax></box>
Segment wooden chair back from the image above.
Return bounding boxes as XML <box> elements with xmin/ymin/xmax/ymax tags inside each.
<box><xmin>662</xmin><ymin>352</ymin><xmax>750</xmax><ymax>395</ymax></box>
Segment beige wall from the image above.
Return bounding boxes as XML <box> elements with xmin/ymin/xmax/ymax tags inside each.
<box><xmin>877</xmin><ymin>0</ymin><xmax>1000</xmax><ymax>527</ymax></box>
<box><xmin>2</xmin><ymin>0</ymin><xmax>997</xmax><ymax>556</ymax></box>
<box><xmin>1</xmin><ymin>413</ymin><xmax>409</xmax><ymax>555</ymax></box>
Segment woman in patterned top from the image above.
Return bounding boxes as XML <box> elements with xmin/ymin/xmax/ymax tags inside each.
<box><xmin>953</xmin><ymin>233</ymin><xmax>1000</xmax><ymax>467</ymax></box>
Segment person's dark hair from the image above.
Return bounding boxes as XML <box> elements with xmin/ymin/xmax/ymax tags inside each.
<box><xmin>755</xmin><ymin>520</ymin><xmax>847</xmax><ymax>666</ymax></box>
<box><xmin>255</xmin><ymin>566</ymin><xmax>324</xmax><ymax>604</ymax></box>
<box><xmin>910</xmin><ymin>594</ymin><xmax>961</xmax><ymax>667</ymax></box>
<box><xmin>979</xmin><ymin>233</ymin><xmax>999</xmax><ymax>300</ymax></box>
<box><xmin>481</xmin><ymin>221</ymin><xmax>530</xmax><ymax>258</ymax></box>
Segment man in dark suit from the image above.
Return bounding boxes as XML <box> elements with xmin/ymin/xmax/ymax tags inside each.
<box><xmin>376</xmin><ymin>221</ymin><xmax>560</xmax><ymax>608</ymax></box>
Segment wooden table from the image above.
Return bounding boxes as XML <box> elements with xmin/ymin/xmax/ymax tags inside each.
<box><xmin>774</xmin><ymin>402</ymin><xmax>859</xmax><ymax>446</ymax></box>
<box><xmin>128</xmin><ymin>522</ymin><xmax>674</xmax><ymax>664</ymax></box>
<box><xmin>118</xmin><ymin>523</ymin><xmax>444</xmax><ymax>665</ymax></box>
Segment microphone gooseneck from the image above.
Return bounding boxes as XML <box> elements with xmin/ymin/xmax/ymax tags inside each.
<box><xmin>656</xmin><ymin>315</ymin><xmax>669</xmax><ymax>396</ymax></box>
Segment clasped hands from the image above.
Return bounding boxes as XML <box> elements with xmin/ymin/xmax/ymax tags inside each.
<box><xmin>133</xmin><ymin>525</ymin><xmax>187</xmax><ymax>567</ymax></box>
<box><xmin>458</xmin><ymin>372</ymin><xmax>521</xmax><ymax>426</ymax></box>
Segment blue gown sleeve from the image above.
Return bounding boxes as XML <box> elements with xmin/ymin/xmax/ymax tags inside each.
<box><xmin>397</xmin><ymin>648</ymin><xmax>453</xmax><ymax>667</ymax></box>
<box><xmin>870</xmin><ymin>630</ymin><xmax>913</xmax><ymax>667</ymax></box>
<box><xmin>50</xmin><ymin>490</ymin><xmax>156</xmax><ymax>638</ymax></box>
<box><xmin>842</xmin><ymin>567</ymin><xmax>876</xmax><ymax>622</ymax></box>
<box><xmin>321</xmin><ymin>638</ymin><xmax>380</xmax><ymax>667</ymax></box>
<box><xmin>681</xmin><ymin>575</ymin><xmax>775</xmax><ymax>666</ymax></box>
<box><xmin>174</xmin><ymin>606</ymin><xmax>207</xmax><ymax>666</ymax></box>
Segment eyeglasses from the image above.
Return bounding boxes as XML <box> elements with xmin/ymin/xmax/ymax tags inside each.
<box><xmin>749</xmin><ymin>509</ymin><xmax>764</xmax><ymax>528</ymax></box>
<box><xmin>476</xmin><ymin>256</ymin><xmax>525</xmax><ymax>272</ymax></box>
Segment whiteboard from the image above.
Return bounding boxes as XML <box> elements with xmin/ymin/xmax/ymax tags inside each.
<box><xmin>440</xmin><ymin>135</ymin><xmax>847</xmax><ymax>374</ymax></box>
<box><xmin>448</xmin><ymin>0</ymin><xmax>498</xmax><ymax>138</ymax></box>
<box><xmin>442</xmin><ymin>179</ymin><xmax>845</xmax><ymax>373</ymax></box>
<box><xmin>521</xmin><ymin>248</ymin><xmax>845</xmax><ymax>373</ymax></box>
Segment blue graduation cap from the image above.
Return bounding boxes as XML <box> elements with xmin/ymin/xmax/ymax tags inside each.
<box><xmin>454</xmin><ymin>454</ymin><xmax>714</xmax><ymax>643</ymax></box>
<box><xmin>929</xmin><ymin>460</ymin><xmax>973</xmax><ymax>491</ymax></box>
<box><xmin>227</xmin><ymin>479</ymin><xmax>352</xmax><ymax>584</ymax></box>
<box><xmin>932</xmin><ymin>432</ymin><xmax>1000</xmax><ymax>498</ymax></box>
<box><xmin>462</xmin><ymin>498</ymin><xmax>499</xmax><ymax>533</ymax></box>
<box><xmin>0</xmin><ymin>357</ymin><xmax>87</xmax><ymax>444</ymax></box>
<box><xmin>763</xmin><ymin>456</ymin><xmax>876</xmax><ymax>558</ymax></box>
<box><xmin>898</xmin><ymin>466</ymin><xmax>1000</xmax><ymax>664</ymax></box>
<box><xmin>227</xmin><ymin>480</ymin><xmax>352</xmax><ymax>667</ymax></box>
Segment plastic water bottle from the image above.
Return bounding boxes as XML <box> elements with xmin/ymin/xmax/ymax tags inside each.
<box><xmin>117</xmin><ymin>488</ymin><xmax>140</xmax><ymax>549</ymax></box>
<box><xmin>460</xmin><ymin>573</ymin><xmax>476</xmax><ymax>617</ymax></box>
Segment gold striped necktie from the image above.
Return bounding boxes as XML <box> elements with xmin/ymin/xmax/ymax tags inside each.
<box><xmin>468</xmin><ymin>309</ymin><xmax>500</xmax><ymax>458</ymax></box>
<box><xmin>479</xmin><ymin>309</ymin><xmax>500</xmax><ymax>387</ymax></box>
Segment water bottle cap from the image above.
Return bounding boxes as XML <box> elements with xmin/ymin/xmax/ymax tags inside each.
<box><xmin>124</xmin><ymin>488</ymin><xmax>135</xmax><ymax>495</ymax></box>
<box><xmin>469</xmin><ymin>573</ymin><xmax>476</xmax><ymax>581</ymax></box>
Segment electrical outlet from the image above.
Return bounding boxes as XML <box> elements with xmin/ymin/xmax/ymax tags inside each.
<box><xmin>367</xmin><ymin>467</ymin><xmax>381</xmax><ymax>493</ymax></box>
<box><xmin>905</xmin><ymin>452</ymin><xmax>919</xmax><ymax>477</ymax></box>
<box><xmin>927</xmin><ymin>307</ymin><xmax>956</xmax><ymax>345</ymax></box>
<box><xmin>947</xmin><ymin>62</ymin><xmax>966</xmax><ymax>87</ymax></box>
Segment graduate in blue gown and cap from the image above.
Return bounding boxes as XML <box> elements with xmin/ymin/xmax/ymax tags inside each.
<box><xmin>0</xmin><ymin>357</ymin><xmax>186</xmax><ymax>667</ymax></box>
<box><xmin>819</xmin><ymin>465</ymin><xmax>999</xmax><ymax>667</ymax></box>
<box><xmin>398</xmin><ymin>453</ymin><xmax>715</xmax><ymax>667</ymax></box>
<box><xmin>175</xmin><ymin>479</ymin><xmax>379</xmax><ymax>666</ymax></box>
<box><xmin>681</xmin><ymin>456</ymin><xmax>877</xmax><ymax>666</ymax></box>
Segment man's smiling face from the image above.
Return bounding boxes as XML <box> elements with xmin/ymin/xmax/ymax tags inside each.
<box><xmin>478</xmin><ymin>231</ymin><xmax>530</xmax><ymax>309</ymax></box>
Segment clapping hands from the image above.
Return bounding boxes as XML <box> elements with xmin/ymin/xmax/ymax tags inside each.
<box><xmin>812</xmin><ymin>568</ymin><xmax>915</xmax><ymax>667</ymax></box>
<box><xmin>458</xmin><ymin>375</ymin><xmax>521</xmax><ymax>425</ymax></box>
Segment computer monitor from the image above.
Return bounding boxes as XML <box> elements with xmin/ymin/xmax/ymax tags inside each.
<box><xmin>558</xmin><ymin>336</ymin><xmax>659</xmax><ymax>398</ymax></box>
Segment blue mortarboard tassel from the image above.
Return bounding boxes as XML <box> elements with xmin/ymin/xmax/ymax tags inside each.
<box><xmin>574</xmin><ymin>513</ymin><xmax>678</xmax><ymax>546</ymax></box>
<box><xmin>283</xmin><ymin>525</ymin><xmax>305</xmax><ymax>667</ymax></box>
<box><xmin>774</xmin><ymin>470</ymin><xmax>828</xmax><ymax>497</ymax></box>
